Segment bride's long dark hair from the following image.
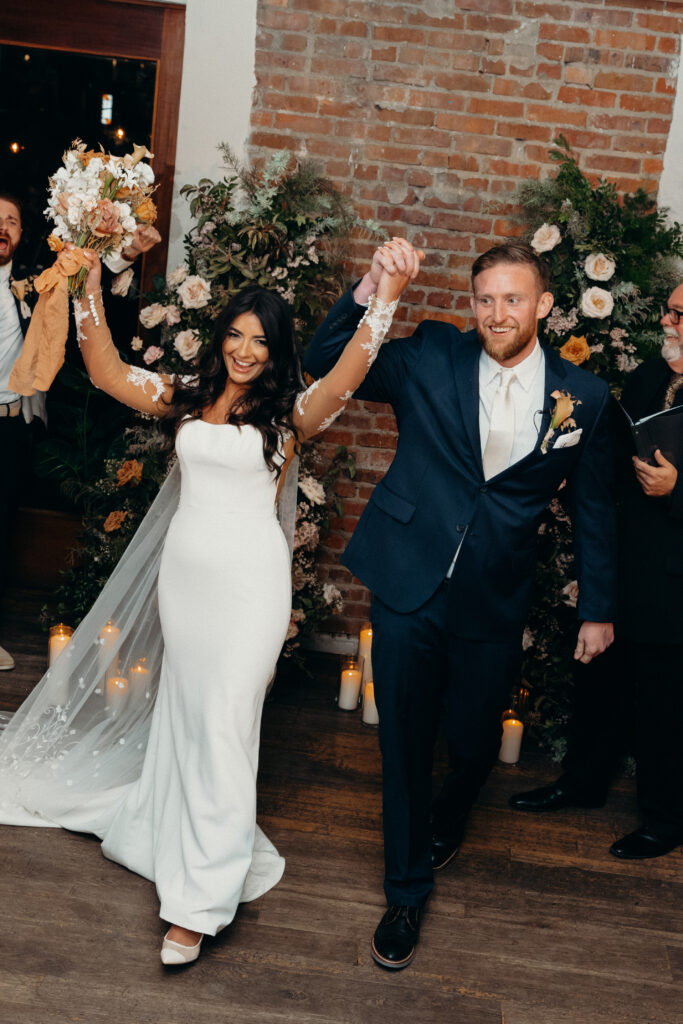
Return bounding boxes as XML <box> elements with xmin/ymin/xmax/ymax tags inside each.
<box><xmin>161</xmin><ymin>285</ymin><xmax>303</xmax><ymax>475</ymax></box>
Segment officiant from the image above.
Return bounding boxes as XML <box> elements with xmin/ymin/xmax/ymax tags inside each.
<box><xmin>511</xmin><ymin>282</ymin><xmax>683</xmax><ymax>859</ymax></box>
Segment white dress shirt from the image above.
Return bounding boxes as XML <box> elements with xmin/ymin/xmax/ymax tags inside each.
<box><xmin>478</xmin><ymin>339</ymin><xmax>545</xmax><ymax>466</ymax></box>
<box><xmin>446</xmin><ymin>339</ymin><xmax>545</xmax><ymax>578</ymax></box>
<box><xmin>0</xmin><ymin>261</ymin><xmax>24</xmax><ymax>405</ymax></box>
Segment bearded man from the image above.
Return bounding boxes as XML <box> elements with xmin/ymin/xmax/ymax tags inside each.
<box><xmin>305</xmin><ymin>240</ymin><xmax>616</xmax><ymax>969</ymax></box>
<box><xmin>511</xmin><ymin>283</ymin><xmax>683</xmax><ymax>860</ymax></box>
<box><xmin>0</xmin><ymin>192</ymin><xmax>45</xmax><ymax>671</ymax></box>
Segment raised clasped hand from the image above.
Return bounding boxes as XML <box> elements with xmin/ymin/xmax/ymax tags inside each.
<box><xmin>374</xmin><ymin>237</ymin><xmax>424</xmax><ymax>304</ymax></box>
<box><xmin>633</xmin><ymin>449</ymin><xmax>678</xmax><ymax>497</ymax></box>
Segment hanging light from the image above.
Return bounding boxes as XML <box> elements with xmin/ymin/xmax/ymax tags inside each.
<box><xmin>9</xmin><ymin>142</ymin><xmax>20</xmax><ymax>154</ymax></box>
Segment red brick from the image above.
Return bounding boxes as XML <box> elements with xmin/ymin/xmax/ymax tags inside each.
<box><xmin>636</xmin><ymin>13</ymin><xmax>683</xmax><ymax>34</ymax></box>
<box><xmin>465</xmin><ymin>13</ymin><xmax>522</xmax><ymax>33</ymax></box>
<box><xmin>467</xmin><ymin>97</ymin><xmax>525</xmax><ymax>118</ymax></box>
<box><xmin>436</xmin><ymin>113</ymin><xmax>496</xmax><ymax>135</ymax></box>
<box><xmin>372</xmin><ymin>45</ymin><xmax>397</xmax><ymax>61</ymax></box>
<box><xmin>432</xmin><ymin>71</ymin><xmax>493</xmax><ymax>94</ymax></box>
<box><xmin>254</xmin><ymin>49</ymin><xmax>306</xmax><ymax>72</ymax></box>
<box><xmin>564</xmin><ymin>64</ymin><xmax>594</xmax><ymax>86</ymax></box>
<box><xmin>646</xmin><ymin>117</ymin><xmax>671</xmax><ymax>135</ymax></box>
<box><xmin>655</xmin><ymin>77</ymin><xmax>677</xmax><ymax>95</ymax></box>
<box><xmin>268</xmin><ymin>92</ymin><xmax>319</xmax><ymax>114</ymax></box>
<box><xmin>536</xmin><ymin>42</ymin><xmax>564</xmax><ymax>62</ymax></box>
<box><xmin>259</xmin><ymin>8</ymin><xmax>310</xmax><ymax>30</ymax></box>
<box><xmin>273</xmin><ymin>112</ymin><xmax>333</xmax><ymax>135</ymax></box>
<box><xmin>612</xmin><ymin>134</ymin><xmax>664</xmax><ymax>155</ymax></box>
<box><xmin>526</xmin><ymin>104</ymin><xmax>587</xmax><ymax>127</ymax></box>
<box><xmin>515</xmin><ymin>1</ymin><xmax>573</xmax><ymax>18</ymax></box>
<box><xmin>585</xmin><ymin>154</ymin><xmax>641</xmax><ymax>174</ymax></box>
<box><xmin>642</xmin><ymin>157</ymin><xmax>664</xmax><ymax>175</ymax></box>
<box><xmin>590</xmin><ymin>113</ymin><xmax>646</xmax><ymax>132</ymax></box>
<box><xmin>560</xmin><ymin>129</ymin><xmax>612</xmax><ymax>151</ymax></box>
<box><xmin>574</xmin><ymin>7</ymin><xmax>633</xmax><ymax>28</ymax></box>
<box><xmin>250</xmin><ymin>110</ymin><xmax>273</xmax><ymax>128</ymax></box>
<box><xmin>593</xmin><ymin>71</ymin><xmax>653</xmax><ymax>92</ymax></box>
<box><xmin>539</xmin><ymin>24</ymin><xmax>591</xmax><ymax>43</ymax></box>
<box><xmin>557</xmin><ymin>85</ymin><xmax>617</xmax><ymax>108</ymax></box>
<box><xmin>374</xmin><ymin>25</ymin><xmax>427</xmax><ymax>44</ymax></box>
<box><xmin>496</xmin><ymin>121</ymin><xmax>553</xmax><ymax>142</ymax></box>
<box><xmin>594</xmin><ymin>29</ymin><xmax>655</xmax><ymax>51</ymax></box>
<box><xmin>316</xmin><ymin>17</ymin><xmax>368</xmax><ymax>37</ymax></box>
<box><xmin>281</xmin><ymin>33</ymin><xmax>308</xmax><ymax>52</ymax></box>
<box><xmin>619</xmin><ymin>93</ymin><xmax>673</xmax><ymax>114</ymax></box>
<box><xmin>627</xmin><ymin>53</ymin><xmax>677</xmax><ymax>74</ymax></box>
<box><xmin>657</xmin><ymin>36</ymin><xmax>679</xmax><ymax>54</ymax></box>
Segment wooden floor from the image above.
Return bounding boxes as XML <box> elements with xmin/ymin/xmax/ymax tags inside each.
<box><xmin>1</xmin><ymin>589</ymin><xmax>682</xmax><ymax>1024</ymax></box>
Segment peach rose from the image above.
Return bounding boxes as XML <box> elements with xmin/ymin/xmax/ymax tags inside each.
<box><xmin>173</xmin><ymin>329</ymin><xmax>202</xmax><ymax>361</ymax></box>
<box><xmin>584</xmin><ymin>252</ymin><xmax>616</xmax><ymax>282</ymax></box>
<box><xmin>111</xmin><ymin>268</ymin><xmax>134</xmax><ymax>297</ymax></box>
<box><xmin>103</xmin><ymin>510</ymin><xmax>128</xmax><ymax>533</ymax></box>
<box><xmin>580</xmin><ymin>287</ymin><xmax>614</xmax><ymax>319</ymax></box>
<box><xmin>47</xmin><ymin>234</ymin><xmax>64</xmax><ymax>253</ymax></box>
<box><xmin>531</xmin><ymin>223</ymin><xmax>561</xmax><ymax>254</ymax></box>
<box><xmin>177</xmin><ymin>275</ymin><xmax>211</xmax><ymax>309</ymax></box>
<box><xmin>559</xmin><ymin>335</ymin><xmax>591</xmax><ymax>366</ymax></box>
<box><xmin>135</xmin><ymin>197</ymin><xmax>157</xmax><ymax>224</ymax></box>
<box><xmin>116</xmin><ymin>460</ymin><xmax>143</xmax><ymax>487</ymax></box>
<box><xmin>91</xmin><ymin>198</ymin><xmax>120</xmax><ymax>237</ymax></box>
<box><xmin>139</xmin><ymin>303</ymin><xmax>168</xmax><ymax>329</ymax></box>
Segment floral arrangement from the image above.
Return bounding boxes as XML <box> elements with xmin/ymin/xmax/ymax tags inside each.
<box><xmin>520</xmin><ymin>136</ymin><xmax>683</xmax><ymax>393</ymax></box>
<box><xmin>44</xmin><ymin>139</ymin><xmax>156</xmax><ymax>296</ymax></box>
<box><xmin>516</xmin><ymin>138</ymin><xmax>683</xmax><ymax>759</ymax></box>
<box><xmin>134</xmin><ymin>145</ymin><xmax>375</xmax><ymax>372</ymax></box>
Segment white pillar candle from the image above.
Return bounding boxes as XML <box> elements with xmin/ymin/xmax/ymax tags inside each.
<box><xmin>499</xmin><ymin>718</ymin><xmax>524</xmax><ymax>764</ymax></box>
<box><xmin>48</xmin><ymin>623</ymin><xmax>73</xmax><ymax>667</ymax></box>
<box><xmin>106</xmin><ymin>675</ymin><xmax>129</xmax><ymax>714</ymax></box>
<box><xmin>129</xmin><ymin>658</ymin><xmax>149</xmax><ymax>689</ymax></box>
<box><xmin>358</xmin><ymin>622</ymin><xmax>373</xmax><ymax>683</ymax></box>
<box><xmin>99</xmin><ymin>620</ymin><xmax>120</xmax><ymax>679</ymax></box>
<box><xmin>362</xmin><ymin>680</ymin><xmax>379</xmax><ymax>726</ymax></box>
<box><xmin>338</xmin><ymin>658</ymin><xmax>362</xmax><ymax>710</ymax></box>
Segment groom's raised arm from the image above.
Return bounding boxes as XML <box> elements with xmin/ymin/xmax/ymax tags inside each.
<box><xmin>304</xmin><ymin>240</ymin><xmax>423</xmax><ymax>405</ymax></box>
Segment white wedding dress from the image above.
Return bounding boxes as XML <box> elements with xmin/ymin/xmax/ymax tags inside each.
<box><xmin>0</xmin><ymin>418</ymin><xmax>292</xmax><ymax>935</ymax></box>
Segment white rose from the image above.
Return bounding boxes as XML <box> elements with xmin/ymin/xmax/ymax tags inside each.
<box><xmin>173</xmin><ymin>329</ymin><xmax>202</xmax><ymax>361</ymax></box>
<box><xmin>139</xmin><ymin>303</ymin><xmax>168</xmax><ymax>329</ymax></box>
<box><xmin>530</xmin><ymin>223</ymin><xmax>561</xmax><ymax>254</ymax></box>
<box><xmin>584</xmin><ymin>253</ymin><xmax>616</xmax><ymax>282</ymax></box>
<box><xmin>166</xmin><ymin>265</ymin><xmax>188</xmax><ymax>288</ymax></box>
<box><xmin>580</xmin><ymin>287</ymin><xmax>614</xmax><ymax>319</ymax></box>
<box><xmin>111</xmin><ymin>268</ymin><xmax>134</xmax><ymax>297</ymax></box>
<box><xmin>298</xmin><ymin>475</ymin><xmax>326</xmax><ymax>505</ymax></box>
<box><xmin>177</xmin><ymin>275</ymin><xmax>211</xmax><ymax>309</ymax></box>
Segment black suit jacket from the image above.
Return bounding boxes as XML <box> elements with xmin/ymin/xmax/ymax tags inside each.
<box><xmin>304</xmin><ymin>289</ymin><xmax>617</xmax><ymax>642</ymax></box>
<box><xmin>616</xmin><ymin>358</ymin><xmax>683</xmax><ymax>640</ymax></box>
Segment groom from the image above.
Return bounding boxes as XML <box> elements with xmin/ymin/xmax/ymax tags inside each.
<box><xmin>304</xmin><ymin>238</ymin><xmax>616</xmax><ymax>969</ymax></box>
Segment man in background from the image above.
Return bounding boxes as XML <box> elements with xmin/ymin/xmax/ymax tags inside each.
<box><xmin>511</xmin><ymin>284</ymin><xmax>683</xmax><ymax>859</ymax></box>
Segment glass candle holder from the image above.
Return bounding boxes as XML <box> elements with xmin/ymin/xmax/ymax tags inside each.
<box><xmin>48</xmin><ymin>623</ymin><xmax>73</xmax><ymax>667</ymax></box>
<box><xmin>338</xmin><ymin>655</ymin><xmax>363</xmax><ymax>711</ymax></box>
<box><xmin>498</xmin><ymin>708</ymin><xmax>524</xmax><ymax>764</ymax></box>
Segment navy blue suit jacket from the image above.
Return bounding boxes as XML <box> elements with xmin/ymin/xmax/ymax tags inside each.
<box><xmin>304</xmin><ymin>289</ymin><xmax>617</xmax><ymax>642</ymax></box>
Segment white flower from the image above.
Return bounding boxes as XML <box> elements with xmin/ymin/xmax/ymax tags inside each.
<box><xmin>323</xmin><ymin>583</ymin><xmax>343</xmax><ymax>612</ymax></box>
<box><xmin>143</xmin><ymin>345</ymin><xmax>164</xmax><ymax>365</ymax></box>
<box><xmin>166</xmin><ymin>265</ymin><xmax>188</xmax><ymax>288</ymax></box>
<box><xmin>139</xmin><ymin>303</ymin><xmax>168</xmax><ymax>328</ymax></box>
<box><xmin>584</xmin><ymin>252</ymin><xmax>616</xmax><ymax>282</ymax></box>
<box><xmin>131</xmin><ymin>336</ymin><xmax>143</xmax><ymax>351</ymax></box>
<box><xmin>20</xmin><ymin>300</ymin><xmax>31</xmax><ymax>319</ymax></box>
<box><xmin>580</xmin><ymin>287</ymin><xmax>614</xmax><ymax>319</ymax></box>
<box><xmin>173</xmin><ymin>329</ymin><xmax>201</xmax><ymax>361</ymax></box>
<box><xmin>291</xmin><ymin>607</ymin><xmax>306</xmax><ymax>623</ymax></box>
<box><xmin>177</xmin><ymin>274</ymin><xmax>211</xmax><ymax>309</ymax></box>
<box><xmin>165</xmin><ymin>305</ymin><xmax>181</xmax><ymax>326</ymax></box>
<box><xmin>522</xmin><ymin>628</ymin><xmax>535</xmax><ymax>651</ymax></box>
<box><xmin>560</xmin><ymin>580</ymin><xmax>579</xmax><ymax>608</ymax></box>
<box><xmin>530</xmin><ymin>223</ymin><xmax>561</xmax><ymax>254</ymax></box>
<box><xmin>111</xmin><ymin>268</ymin><xmax>134</xmax><ymax>297</ymax></box>
<box><xmin>298</xmin><ymin>475</ymin><xmax>326</xmax><ymax>505</ymax></box>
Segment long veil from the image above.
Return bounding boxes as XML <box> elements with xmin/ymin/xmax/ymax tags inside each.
<box><xmin>0</xmin><ymin>456</ymin><xmax>298</xmax><ymax>830</ymax></box>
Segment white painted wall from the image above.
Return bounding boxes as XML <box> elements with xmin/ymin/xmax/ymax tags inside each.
<box><xmin>659</xmin><ymin>36</ymin><xmax>683</xmax><ymax>230</ymax></box>
<box><xmin>162</xmin><ymin>0</ymin><xmax>258</xmax><ymax>268</ymax></box>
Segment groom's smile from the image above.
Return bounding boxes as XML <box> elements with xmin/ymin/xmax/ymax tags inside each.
<box><xmin>470</xmin><ymin>262</ymin><xmax>554</xmax><ymax>366</ymax></box>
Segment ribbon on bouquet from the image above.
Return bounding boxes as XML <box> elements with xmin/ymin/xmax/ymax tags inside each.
<box><xmin>9</xmin><ymin>246</ymin><xmax>92</xmax><ymax>396</ymax></box>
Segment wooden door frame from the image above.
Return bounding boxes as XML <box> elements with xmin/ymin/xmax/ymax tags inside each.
<box><xmin>0</xmin><ymin>0</ymin><xmax>185</xmax><ymax>286</ymax></box>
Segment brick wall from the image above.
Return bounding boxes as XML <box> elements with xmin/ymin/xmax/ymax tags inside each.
<box><xmin>249</xmin><ymin>0</ymin><xmax>683</xmax><ymax>638</ymax></box>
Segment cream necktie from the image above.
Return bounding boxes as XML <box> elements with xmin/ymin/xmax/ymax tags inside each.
<box><xmin>483</xmin><ymin>369</ymin><xmax>516</xmax><ymax>479</ymax></box>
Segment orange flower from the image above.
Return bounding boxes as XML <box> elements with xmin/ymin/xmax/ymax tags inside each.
<box><xmin>103</xmin><ymin>510</ymin><xmax>128</xmax><ymax>533</ymax></box>
<box><xmin>559</xmin><ymin>335</ymin><xmax>591</xmax><ymax>366</ymax></box>
<box><xmin>116</xmin><ymin>459</ymin><xmax>143</xmax><ymax>487</ymax></box>
<box><xmin>79</xmin><ymin>149</ymin><xmax>104</xmax><ymax>167</ymax></box>
<box><xmin>135</xmin><ymin>197</ymin><xmax>157</xmax><ymax>224</ymax></box>
<box><xmin>47</xmin><ymin>234</ymin><xmax>64</xmax><ymax>253</ymax></box>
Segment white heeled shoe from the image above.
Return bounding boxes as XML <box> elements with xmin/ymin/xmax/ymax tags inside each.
<box><xmin>160</xmin><ymin>931</ymin><xmax>203</xmax><ymax>965</ymax></box>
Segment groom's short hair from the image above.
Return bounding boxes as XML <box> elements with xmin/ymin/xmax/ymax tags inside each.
<box><xmin>471</xmin><ymin>243</ymin><xmax>550</xmax><ymax>294</ymax></box>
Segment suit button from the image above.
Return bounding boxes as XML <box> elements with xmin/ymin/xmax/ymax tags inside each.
<box><xmin>480</xmin><ymin>485</ymin><xmax>488</xmax><ymax>493</ymax></box>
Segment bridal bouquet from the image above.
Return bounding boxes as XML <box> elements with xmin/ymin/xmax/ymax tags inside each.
<box><xmin>45</xmin><ymin>138</ymin><xmax>157</xmax><ymax>296</ymax></box>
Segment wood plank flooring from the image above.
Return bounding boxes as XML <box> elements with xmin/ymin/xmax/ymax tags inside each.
<box><xmin>1</xmin><ymin>588</ymin><xmax>682</xmax><ymax>1024</ymax></box>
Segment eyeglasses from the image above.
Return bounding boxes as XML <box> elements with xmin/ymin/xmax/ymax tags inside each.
<box><xmin>662</xmin><ymin>306</ymin><xmax>683</xmax><ymax>325</ymax></box>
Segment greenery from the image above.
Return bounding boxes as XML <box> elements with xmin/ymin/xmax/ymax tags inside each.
<box><xmin>45</xmin><ymin>147</ymin><xmax>369</xmax><ymax>654</ymax></box>
<box><xmin>517</xmin><ymin>137</ymin><xmax>683</xmax><ymax>759</ymax></box>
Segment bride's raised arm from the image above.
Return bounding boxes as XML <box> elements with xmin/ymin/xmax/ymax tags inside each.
<box><xmin>293</xmin><ymin>238</ymin><xmax>422</xmax><ymax>440</ymax></box>
<box><xmin>65</xmin><ymin>247</ymin><xmax>175</xmax><ymax>417</ymax></box>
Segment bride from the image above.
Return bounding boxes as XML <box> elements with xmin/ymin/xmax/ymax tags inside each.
<box><xmin>0</xmin><ymin>238</ymin><xmax>422</xmax><ymax>965</ymax></box>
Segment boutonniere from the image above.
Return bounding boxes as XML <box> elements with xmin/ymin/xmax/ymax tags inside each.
<box><xmin>10</xmin><ymin>276</ymin><xmax>35</xmax><ymax>320</ymax></box>
<box><xmin>541</xmin><ymin>389</ymin><xmax>582</xmax><ymax>453</ymax></box>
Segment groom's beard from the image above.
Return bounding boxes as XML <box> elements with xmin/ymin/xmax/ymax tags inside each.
<box><xmin>661</xmin><ymin>329</ymin><xmax>682</xmax><ymax>363</ymax></box>
<box><xmin>476</xmin><ymin>323</ymin><xmax>536</xmax><ymax>363</ymax></box>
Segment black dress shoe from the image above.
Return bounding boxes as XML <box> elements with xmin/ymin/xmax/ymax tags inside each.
<box><xmin>509</xmin><ymin>781</ymin><xmax>604</xmax><ymax>813</ymax></box>
<box><xmin>371</xmin><ymin>905</ymin><xmax>421</xmax><ymax>969</ymax></box>
<box><xmin>610</xmin><ymin>827</ymin><xmax>683</xmax><ymax>860</ymax></box>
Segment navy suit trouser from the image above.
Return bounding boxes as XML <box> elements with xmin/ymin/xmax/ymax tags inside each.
<box><xmin>371</xmin><ymin>582</ymin><xmax>521</xmax><ymax>907</ymax></box>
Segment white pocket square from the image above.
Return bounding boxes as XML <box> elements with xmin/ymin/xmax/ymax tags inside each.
<box><xmin>552</xmin><ymin>428</ymin><xmax>582</xmax><ymax>450</ymax></box>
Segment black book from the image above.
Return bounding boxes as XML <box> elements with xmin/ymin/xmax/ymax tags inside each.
<box><xmin>618</xmin><ymin>401</ymin><xmax>683</xmax><ymax>466</ymax></box>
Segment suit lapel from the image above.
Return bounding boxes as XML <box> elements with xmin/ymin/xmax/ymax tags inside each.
<box><xmin>451</xmin><ymin>330</ymin><xmax>484</xmax><ymax>473</ymax></box>
<box><xmin>532</xmin><ymin>344</ymin><xmax>569</xmax><ymax>453</ymax></box>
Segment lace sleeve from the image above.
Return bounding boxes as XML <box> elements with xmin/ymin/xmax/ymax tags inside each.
<box><xmin>73</xmin><ymin>290</ymin><xmax>175</xmax><ymax>417</ymax></box>
<box><xmin>294</xmin><ymin>294</ymin><xmax>398</xmax><ymax>438</ymax></box>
